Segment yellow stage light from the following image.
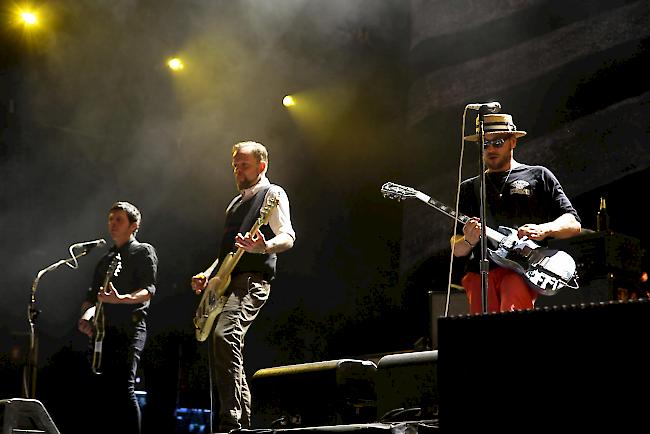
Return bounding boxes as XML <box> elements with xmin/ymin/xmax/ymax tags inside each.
<box><xmin>20</xmin><ymin>11</ymin><xmax>38</xmax><ymax>25</ymax></box>
<box><xmin>282</xmin><ymin>95</ymin><xmax>296</xmax><ymax>107</ymax></box>
<box><xmin>167</xmin><ymin>57</ymin><xmax>184</xmax><ymax>71</ymax></box>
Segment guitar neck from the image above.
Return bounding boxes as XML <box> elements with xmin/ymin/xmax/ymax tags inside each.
<box><xmin>202</xmin><ymin>256</ymin><xmax>220</xmax><ymax>277</ymax></box>
<box><xmin>212</xmin><ymin>193</ymin><xmax>279</xmax><ymax>281</ymax></box>
<box><xmin>412</xmin><ymin>191</ymin><xmax>505</xmax><ymax>243</ymax></box>
<box><xmin>216</xmin><ymin>218</ymin><xmax>265</xmax><ymax>278</ymax></box>
<box><xmin>93</xmin><ymin>301</ymin><xmax>103</xmax><ymax>326</ymax></box>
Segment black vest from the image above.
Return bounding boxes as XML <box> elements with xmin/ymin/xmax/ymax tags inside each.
<box><xmin>219</xmin><ymin>185</ymin><xmax>277</xmax><ymax>280</ymax></box>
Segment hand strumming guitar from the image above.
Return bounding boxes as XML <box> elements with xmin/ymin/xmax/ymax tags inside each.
<box><xmin>78</xmin><ymin>301</ymin><xmax>94</xmax><ymax>337</ymax></box>
<box><xmin>191</xmin><ymin>274</ymin><xmax>208</xmax><ymax>295</ymax></box>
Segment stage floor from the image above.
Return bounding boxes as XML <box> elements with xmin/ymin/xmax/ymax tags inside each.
<box><xmin>238</xmin><ymin>420</ymin><xmax>439</xmax><ymax>434</ymax></box>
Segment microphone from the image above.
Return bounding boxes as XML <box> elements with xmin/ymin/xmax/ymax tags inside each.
<box><xmin>466</xmin><ymin>102</ymin><xmax>501</xmax><ymax>113</ymax></box>
<box><xmin>72</xmin><ymin>239</ymin><xmax>107</xmax><ymax>253</ymax></box>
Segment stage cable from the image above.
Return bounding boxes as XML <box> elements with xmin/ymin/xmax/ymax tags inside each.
<box><xmin>207</xmin><ymin>334</ymin><xmax>214</xmax><ymax>433</ymax></box>
<box><xmin>445</xmin><ymin>108</ymin><xmax>469</xmax><ymax>317</ymax></box>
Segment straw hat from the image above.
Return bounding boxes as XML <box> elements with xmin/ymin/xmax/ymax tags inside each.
<box><xmin>464</xmin><ymin>113</ymin><xmax>527</xmax><ymax>142</ymax></box>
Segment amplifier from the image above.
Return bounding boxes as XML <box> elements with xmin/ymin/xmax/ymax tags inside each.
<box><xmin>250</xmin><ymin>359</ymin><xmax>377</xmax><ymax>428</ymax></box>
<box><xmin>547</xmin><ymin>230</ymin><xmax>643</xmax><ymax>280</ymax></box>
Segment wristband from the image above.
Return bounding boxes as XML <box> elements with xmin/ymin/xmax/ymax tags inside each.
<box><xmin>464</xmin><ymin>238</ymin><xmax>475</xmax><ymax>248</ymax></box>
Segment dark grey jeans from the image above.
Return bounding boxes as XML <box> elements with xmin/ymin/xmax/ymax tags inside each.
<box><xmin>211</xmin><ymin>272</ymin><xmax>270</xmax><ymax>431</ymax></box>
<box><xmin>92</xmin><ymin>319</ymin><xmax>146</xmax><ymax>434</ymax></box>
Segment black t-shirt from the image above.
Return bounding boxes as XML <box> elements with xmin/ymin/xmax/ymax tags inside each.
<box><xmin>86</xmin><ymin>238</ymin><xmax>158</xmax><ymax>326</ymax></box>
<box><xmin>457</xmin><ymin>164</ymin><xmax>580</xmax><ymax>272</ymax></box>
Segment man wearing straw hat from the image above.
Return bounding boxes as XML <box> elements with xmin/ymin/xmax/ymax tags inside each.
<box><xmin>451</xmin><ymin>113</ymin><xmax>581</xmax><ymax>313</ymax></box>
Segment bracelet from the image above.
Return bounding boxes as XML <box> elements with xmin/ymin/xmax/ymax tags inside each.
<box><xmin>464</xmin><ymin>238</ymin><xmax>475</xmax><ymax>248</ymax></box>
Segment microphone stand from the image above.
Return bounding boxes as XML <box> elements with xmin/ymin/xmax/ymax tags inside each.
<box><xmin>477</xmin><ymin>107</ymin><xmax>490</xmax><ymax>314</ymax></box>
<box><xmin>23</xmin><ymin>250</ymin><xmax>92</xmax><ymax>398</ymax></box>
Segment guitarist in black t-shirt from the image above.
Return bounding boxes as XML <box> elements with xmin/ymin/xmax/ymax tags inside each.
<box><xmin>78</xmin><ymin>201</ymin><xmax>158</xmax><ymax>434</ymax></box>
<box><xmin>451</xmin><ymin>113</ymin><xmax>581</xmax><ymax>314</ymax></box>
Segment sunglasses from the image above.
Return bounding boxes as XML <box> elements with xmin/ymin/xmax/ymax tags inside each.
<box><xmin>483</xmin><ymin>138</ymin><xmax>508</xmax><ymax>149</ymax></box>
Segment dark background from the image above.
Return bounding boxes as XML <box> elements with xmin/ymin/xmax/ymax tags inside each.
<box><xmin>1</xmin><ymin>1</ymin><xmax>649</xmax><ymax>432</ymax></box>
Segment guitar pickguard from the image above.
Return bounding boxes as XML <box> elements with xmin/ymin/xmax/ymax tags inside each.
<box><xmin>489</xmin><ymin>227</ymin><xmax>577</xmax><ymax>296</ymax></box>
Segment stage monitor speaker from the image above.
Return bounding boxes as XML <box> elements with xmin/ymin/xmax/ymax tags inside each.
<box><xmin>0</xmin><ymin>398</ymin><xmax>60</xmax><ymax>434</ymax></box>
<box><xmin>437</xmin><ymin>299</ymin><xmax>650</xmax><ymax>430</ymax></box>
<box><xmin>430</xmin><ymin>290</ymin><xmax>468</xmax><ymax>349</ymax></box>
<box><xmin>250</xmin><ymin>359</ymin><xmax>377</xmax><ymax>429</ymax></box>
<box><xmin>375</xmin><ymin>351</ymin><xmax>438</xmax><ymax>422</ymax></box>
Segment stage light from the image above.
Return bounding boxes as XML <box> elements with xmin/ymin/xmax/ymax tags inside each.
<box><xmin>13</xmin><ymin>4</ymin><xmax>40</xmax><ymax>27</ymax></box>
<box><xmin>167</xmin><ymin>57</ymin><xmax>185</xmax><ymax>71</ymax></box>
<box><xmin>282</xmin><ymin>95</ymin><xmax>296</xmax><ymax>107</ymax></box>
<box><xmin>20</xmin><ymin>11</ymin><xmax>38</xmax><ymax>26</ymax></box>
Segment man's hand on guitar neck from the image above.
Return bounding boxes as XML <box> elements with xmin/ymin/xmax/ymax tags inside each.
<box><xmin>452</xmin><ymin>217</ymin><xmax>481</xmax><ymax>257</ymax></box>
<box><xmin>235</xmin><ymin>231</ymin><xmax>267</xmax><ymax>254</ymax></box>
<box><xmin>463</xmin><ymin>217</ymin><xmax>481</xmax><ymax>247</ymax></box>
<box><xmin>97</xmin><ymin>282</ymin><xmax>124</xmax><ymax>304</ymax></box>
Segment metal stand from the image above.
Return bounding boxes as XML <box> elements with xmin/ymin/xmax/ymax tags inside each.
<box><xmin>23</xmin><ymin>250</ymin><xmax>90</xmax><ymax>398</ymax></box>
<box><xmin>476</xmin><ymin>107</ymin><xmax>490</xmax><ymax>314</ymax></box>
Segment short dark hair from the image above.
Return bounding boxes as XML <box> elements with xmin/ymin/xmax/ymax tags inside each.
<box><xmin>109</xmin><ymin>201</ymin><xmax>142</xmax><ymax>233</ymax></box>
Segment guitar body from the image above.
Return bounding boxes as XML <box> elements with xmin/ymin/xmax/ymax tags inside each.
<box><xmin>488</xmin><ymin>227</ymin><xmax>577</xmax><ymax>296</ymax></box>
<box><xmin>194</xmin><ymin>254</ymin><xmax>234</xmax><ymax>342</ymax></box>
<box><xmin>91</xmin><ymin>303</ymin><xmax>105</xmax><ymax>374</ymax></box>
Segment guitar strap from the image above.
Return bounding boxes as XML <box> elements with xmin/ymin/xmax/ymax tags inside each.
<box><xmin>234</xmin><ymin>184</ymin><xmax>273</xmax><ymax>236</ymax></box>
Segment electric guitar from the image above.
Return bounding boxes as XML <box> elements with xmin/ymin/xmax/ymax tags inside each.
<box><xmin>83</xmin><ymin>253</ymin><xmax>122</xmax><ymax>374</ymax></box>
<box><xmin>381</xmin><ymin>182</ymin><xmax>579</xmax><ymax>296</ymax></box>
<box><xmin>193</xmin><ymin>192</ymin><xmax>280</xmax><ymax>342</ymax></box>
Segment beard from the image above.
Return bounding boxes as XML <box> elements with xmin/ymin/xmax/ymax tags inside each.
<box><xmin>485</xmin><ymin>154</ymin><xmax>510</xmax><ymax>172</ymax></box>
<box><xmin>236</xmin><ymin>177</ymin><xmax>257</xmax><ymax>190</ymax></box>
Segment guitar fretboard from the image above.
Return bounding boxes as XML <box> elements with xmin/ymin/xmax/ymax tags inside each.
<box><xmin>412</xmin><ymin>190</ymin><xmax>506</xmax><ymax>244</ymax></box>
<box><xmin>413</xmin><ymin>191</ymin><xmax>468</xmax><ymax>224</ymax></box>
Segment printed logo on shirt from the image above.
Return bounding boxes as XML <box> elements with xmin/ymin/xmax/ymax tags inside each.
<box><xmin>509</xmin><ymin>180</ymin><xmax>531</xmax><ymax>196</ymax></box>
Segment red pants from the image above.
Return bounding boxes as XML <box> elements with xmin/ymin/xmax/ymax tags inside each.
<box><xmin>462</xmin><ymin>268</ymin><xmax>537</xmax><ymax>314</ymax></box>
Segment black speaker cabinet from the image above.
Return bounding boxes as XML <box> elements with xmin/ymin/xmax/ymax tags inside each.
<box><xmin>250</xmin><ymin>359</ymin><xmax>377</xmax><ymax>428</ymax></box>
<box><xmin>535</xmin><ymin>276</ymin><xmax>615</xmax><ymax>307</ymax></box>
<box><xmin>437</xmin><ymin>299</ymin><xmax>650</xmax><ymax>430</ymax></box>
<box><xmin>430</xmin><ymin>290</ymin><xmax>468</xmax><ymax>349</ymax></box>
<box><xmin>375</xmin><ymin>351</ymin><xmax>438</xmax><ymax>422</ymax></box>
<box><xmin>0</xmin><ymin>398</ymin><xmax>60</xmax><ymax>434</ymax></box>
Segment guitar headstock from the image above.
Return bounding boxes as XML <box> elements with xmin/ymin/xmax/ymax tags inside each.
<box><xmin>381</xmin><ymin>182</ymin><xmax>418</xmax><ymax>202</ymax></box>
<box><xmin>113</xmin><ymin>253</ymin><xmax>122</xmax><ymax>277</ymax></box>
<box><xmin>258</xmin><ymin>191</ymin><xmax>281</xmax><ymax>225</ymax></box>
<box><xmin>107</xmin><ymin>253</ymin><xmax>121</xmax><ymax>277</ymax></box>
<box><xmin>101</xmin><ymin>253</ymin><xmax>122</xmax><ymax>294</ymax></box>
